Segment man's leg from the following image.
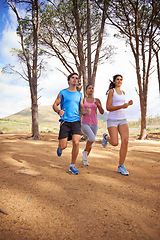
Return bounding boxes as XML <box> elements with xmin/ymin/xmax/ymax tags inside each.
<box><xmin>71</xmin><ymin>134</ymin><xmax>81</xmax><ymax>164</ymax></box>
<box><xmin>69</xmin><ymin>121</ymin><xmax>81</xmax><ymax>174</ymax></box>
<box><xmin>59</xmin><ymin>138</ymin><xmax>68</xmax><ymax>150</ymax></box>
<box><xmin>57</xmin><ymin>138</ymin><xmax>68</xmax><ymax>156</ymax></box>
<box><xmin>57</xmin><ymin>121</ymin><xmax>69</xmax><ymax>156</ymax></box>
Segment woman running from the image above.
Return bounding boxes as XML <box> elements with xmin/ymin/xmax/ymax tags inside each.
<box><xmin>81</xmin><ymin>84</ymin><xmax>104</xmax><ymax>166</ymax></box>
<box><xmin>102</xmin><ymin>74</ymin><xmax>133</xmax><ymax>175</ymax></box>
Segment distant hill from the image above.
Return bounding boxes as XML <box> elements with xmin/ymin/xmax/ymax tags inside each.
<box><xmin>0</xmin><ymin>106</ymin><xmax>108</xmax><ymax>134</ymax></box>
<box><xmin>3</xmin><ymin>106</ymin><xmax>60</xmax><ymax>125</ymax></box>
<box><xmin>3</xmin><ymin>105</ymin><xmax>108</xmax><ymax>123</ymax></box>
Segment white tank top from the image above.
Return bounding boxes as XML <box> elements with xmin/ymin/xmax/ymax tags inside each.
<box><xmin>107</xmin><ymin>89</ymin><xmax>126</xmax><ymax>120</ymax></box>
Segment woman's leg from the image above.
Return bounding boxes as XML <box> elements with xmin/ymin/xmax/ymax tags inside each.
<box><xmin>81</xmin><ymin>124</ymin><xmax>97</xmax><ymax>154</ymax></box>
<box><xmin>81</xmin><ymin>124</ymin><xmax>97</xmax><ymax>165</ymax></box>
<box><xmin>85</xmin><ymin>125</ymin><xmax>98</xmax><ymax>155</ymax></box>
<box><xmin>107</xmin><ymin>126</ymin><xmax>119</xmax><ymax>146</ymax></box>
<box><xmin>85</xmin><ymin>140</ymin><xmax>93</xmax><ymax>153</ymax></box>
<box><xmin>118</xmin><ymin>124</ymin><xmax>129</xmax><ymax>166</ymax></box>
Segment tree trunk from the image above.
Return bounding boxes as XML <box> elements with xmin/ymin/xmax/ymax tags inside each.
<box><xmin>31</xmin><ymin>99</ymin><xmax>40</xmax><ymax>139</ymax></box>
<box><xmin>134</xmin><ymin>49</ymin><xmax>148</xmax><ymax>140</ymax></box>
<box><xmin>31</xmin><ymin>88</ymin><xmax>40</xmax><ymax>139</ymax></box>
<box><xmin>153</xmin><ymin>49</ymin><xmax>160</xmax><ymax>92</ymax></box>
<box><xmin>87</xmin><ymin>0</ymin><xmax>91</xmax><ymax>84</ymax></box>
<box><xmin>31</xmin><ymin>0</ymin><xmax>40</xmax><ymax>139</ymax></box>
<box><xmin>92</xmin><ymin>0</ymin><xmax>107</xmax><ymax>87</ymax></box>
<box><xmin>136</xmin><ymin>67</ymin><xmax>148</xmax><ymax>140</ymax></box>
<box><xmin>72</xmin><ymin>0</ymin><xmax>87</xmax><ymax>95</ymax></box>
<box><xmin>139</xmin><ymin>101</ymin><xmax>147</xmax><ymax>140</ymax></box>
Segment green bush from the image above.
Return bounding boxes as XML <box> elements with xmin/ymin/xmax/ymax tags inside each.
<box><xmin>2</xmin><ymin>127</ymin><xmax>9</xmax><ymax>131</ymax></box>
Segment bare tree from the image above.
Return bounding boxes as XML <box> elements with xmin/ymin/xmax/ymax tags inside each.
<box><xmin>6</xmin><ymin>0</ymin><xmax>43</xmax><ymax>139</ymax></box>
<box><xmin>100</xmin><ymin>0</ymin><xmax>160</xmax><ymax>139</ymax></box>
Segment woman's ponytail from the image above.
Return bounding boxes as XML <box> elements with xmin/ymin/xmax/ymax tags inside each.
<box><xmin>106</xmin><ymin>80</ymin><xmax>115</xmax><ymax>95</ymax></box>
<box><xmin>106</xmin><ymin>74</ymin><xmax>122</xmax><ymax>95</ymax></box>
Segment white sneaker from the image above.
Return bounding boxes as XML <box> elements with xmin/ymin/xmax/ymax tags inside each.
<box><xmin>82</xmin><ymin>160</ymin><xmax>89</xmax><ymax>166</ymax></box>
<box><xmin>82</xmin><ymin>150</ymin><xmax>89</xmax><ymax>166</ymax></box>
<box><xmin>82</xmin><ymin>150</ymin><xmax>88</xmax><ymax>160</ymax></box>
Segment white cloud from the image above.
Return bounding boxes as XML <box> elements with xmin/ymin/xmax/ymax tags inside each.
<box><xmin>0</xmin><ymin>10</ymin><xmax>20</xmax><ymax>64</ymax></box>
<box><xmin>0</xmin><ymin>81</ymin><xmax>30</xmax><ymax>118</ymax></box>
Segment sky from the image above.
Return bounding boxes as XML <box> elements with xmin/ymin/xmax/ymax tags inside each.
<box><xmin>0</xmin><ymin>1</ymin><xmax>160</xmax><ymax>121</ymax></box>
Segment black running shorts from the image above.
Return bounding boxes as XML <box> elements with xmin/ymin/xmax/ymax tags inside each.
<box><xmin>58</xmin><ymin>121</ymin><xmax>81</xmax><ymax>140</ymax></box>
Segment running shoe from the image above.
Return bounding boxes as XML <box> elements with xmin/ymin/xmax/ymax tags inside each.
<box><xmin>82</xmin><ymin>160</ymin><xmax>89</xmax><ymax>166</ymax></box>
<box><xmin>57</xmin><ymin>147</ymin><xmax>62</xmax><ymax>157</ymax></box>
<box><xmin>82</xmin><ymin>150</ymin><xmax>89</xmax><ymax>166</ymax></box>
<box><xmin>102</xmin><ymin>133</ymin><xmax>108</xmax><ymax>148</ymax></box>
<box><xmin>117</xmin><ymin>165</ymin><xmax>129</xmax><ymax>176</ymax></box>
<box><xmin>69</xmin><ymin>165</ymin><xmax>79</xmax><ymax>175</ymax></box>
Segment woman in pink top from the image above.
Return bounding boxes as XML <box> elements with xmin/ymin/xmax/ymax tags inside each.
<box><xmin>81</xmin><ymin>84</ymin><xmax>104</xmax><ymax>166</ymax></box>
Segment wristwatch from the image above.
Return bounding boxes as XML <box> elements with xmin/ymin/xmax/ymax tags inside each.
<box><xmin>57</xmin><ymin>110</ymin><xmax>60</xmax><ymax>115</ymax></box>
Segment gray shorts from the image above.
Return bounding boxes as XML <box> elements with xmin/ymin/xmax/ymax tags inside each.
<box><xmin>107</xmin><ymin>119</ymin><xmax>128</xmax><ymax>129</ymax></box>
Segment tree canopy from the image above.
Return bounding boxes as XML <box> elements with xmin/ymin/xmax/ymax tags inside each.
<box><xmin>40</xmin><ymin>0</ymin><xmax>114</xmax><ymax>93</ymax></box>
<box><xmin>103</xmin><ymin>0</ymin><xmax>160</xmax><ymax>139</ymax></box>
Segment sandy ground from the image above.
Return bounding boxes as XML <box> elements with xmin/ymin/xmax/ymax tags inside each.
<box><xmin>0</xmin><ymin>133</ymin><xmax>160</xmax><ymax>240</ymax></box>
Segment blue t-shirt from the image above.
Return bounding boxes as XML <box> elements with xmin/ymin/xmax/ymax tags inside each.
<box><xmin>60</xmin><ymin>88</ymin><xmax>82</xmax><ymax>122</ymax></box>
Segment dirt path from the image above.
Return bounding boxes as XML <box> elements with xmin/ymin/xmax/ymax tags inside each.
<box><xmin>0</xmin><ymin>134</ymin><xmax>160</xmax><ymax>240</ymax></box>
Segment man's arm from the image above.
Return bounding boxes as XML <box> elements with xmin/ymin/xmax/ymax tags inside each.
<box><xmin>53</xmin><ymin>93</ymin><xmax>65</xmax><ymax>117</ymax></box>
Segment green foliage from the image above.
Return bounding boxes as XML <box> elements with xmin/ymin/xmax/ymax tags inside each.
<box><xmin>2</xmin><ymin>127</ymin><xmax>9</xmax><ymax>131</ymax></box>
<box><xmin>1</xmin><ymin>64</ymin><xmax>15</xmax><ymax>74</ymax></box>
<box><xmin>40</xmin><ymin>0</ymin><xmax>113</xmax><ymax>70</ymax></box>
<box><xmin>107</xmin><ymin>0</ymin><xmax>160</xmax><ymax>42</ymax></box>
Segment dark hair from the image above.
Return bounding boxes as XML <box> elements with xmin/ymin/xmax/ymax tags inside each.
<box><xmin>106</xmin><ymin>74</ymin><xmax>123</xmax><ymax>95</ymax></box>
<box><xmin>67</xmin><ymin>72</ymin><xmax>78</xmax><ymax>81</ymax></box>
<box><xmin>86</xmin><ymin>84</ymin><xmax>93</xmax><ymax>90</ymax></box>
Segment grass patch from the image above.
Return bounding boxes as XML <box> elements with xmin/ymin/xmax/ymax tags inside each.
<box><xmin>0</xmin><ymin>119</ymin><xmax>31</xmax><ymax>133</ymax></box>
<box><xmin>0</xmin><ymin>108</ymin><xmax>159</xmax><ymax>138</ymax></box>
<box><xmin>0</xmin><ymin>117</ymin><xmax>159</xmax><ymax>136</ymax></box>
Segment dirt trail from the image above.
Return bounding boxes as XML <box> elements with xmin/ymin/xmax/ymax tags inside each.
<box><xmin>0</xmin><ymin>134</ymin><xmax>160</xmax><ymax>240</ymax></box>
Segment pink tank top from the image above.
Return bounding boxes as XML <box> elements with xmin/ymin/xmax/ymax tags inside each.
<box><xmin>81</xmin><ymin>98</ymin><xmax>98</xmax><ymax>125</ymax></box>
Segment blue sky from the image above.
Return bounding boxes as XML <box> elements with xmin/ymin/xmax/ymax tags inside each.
<box><xmin>0</xmin><ymin>1</ymin><xmax>160</xmax><ymax>121</ymax></box>
<box><xmin>0</xmin><ymin>1</ymin><xmax>9</xmax><ymax>64</ymax></box>
<box><xmin>0</xmin><ymin>1</ymin><xmax>8</xmax><ymax>33</ymax></box>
